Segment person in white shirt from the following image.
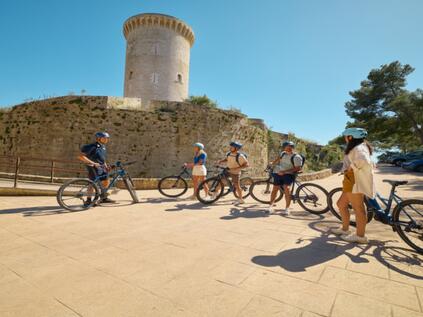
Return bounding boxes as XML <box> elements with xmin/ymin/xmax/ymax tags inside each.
<box><xmin>331</xmin><ymin>128</ymin><xmax>375</xmax><ymax>244</ymax></box>
<box><xmin>217</xmin><ymin>141</ymin><xmax>249</xmax><ymax>205</ymax></box>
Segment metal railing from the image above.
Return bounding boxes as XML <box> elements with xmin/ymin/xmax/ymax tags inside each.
<box><xmin>0</xmin><ymin>155</ymin><xmax>86</xmax><ymax>188</ymax></box>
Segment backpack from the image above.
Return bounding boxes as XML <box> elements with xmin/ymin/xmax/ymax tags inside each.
<box><xmin>226</xmin><ymin>152</ymin><xmax>248</xmax><ymax>167</ymax></box>
<box><xmin>280</xmin><ymin>152</ymin><xmax>305</xmax><ymax>168</ymax></box>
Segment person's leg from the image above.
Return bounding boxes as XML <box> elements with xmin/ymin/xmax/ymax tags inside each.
<box><xmin>336</xmin><ymin>193</ymin><xmax>351</xmax><ymax>231</ymax></box>
<box><xmin>192</xmin><ymin>175</ymin><xmax>199</xmax><ymax>196</ymax></box>
<box><xmin>199</xmin><ymin>176</ymin><xmax>207</xmax><ymax>194</ymax></box>
<box><xmin>283</xmin><ymin>184</ymin><xmax>292</xmax><ymax>209</ymax></box>
<box><xmin>270</xmin><ymin>185</ymin><xmax>280</xmax><ymax>206</ymax></box>
<box><xmin>349</xmin><ymin>193</ymin><xmax>366</xmax><ymax>237</ymax></box>
<box><xmin>232</xmin><ymin>174</ymin><xmax>244</xmax><ymax>202</ymax></box>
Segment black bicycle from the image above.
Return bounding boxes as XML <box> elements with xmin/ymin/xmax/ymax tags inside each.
<box><xmin>249</xmin><ymin>165</ymin><xmax>329</xmax><ymax>214</ymax></box>
<box><xmin>196</xmin><ymin>166</ymin><xmax>253</xmax><ymax>204</ymax></box>
<box><xmin>57</xmin><ymin>161</ymin><xmax>139</xmax><ymax>211</ymax></box>
<box><xmin>328</xmin><ymin>179</ymin><xmax>423</xmax><ymax>254</ymax></box>
<box><xmin>158</xmin><ymin>166</ymin><xmax>191</xmax><ymax>198</ymax></box>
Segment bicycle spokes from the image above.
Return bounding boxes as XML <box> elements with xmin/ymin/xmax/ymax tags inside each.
<box><xmin>394</xmin><ymin>200</ymin><xmax>423</xmax><ymax>254</ymax></box>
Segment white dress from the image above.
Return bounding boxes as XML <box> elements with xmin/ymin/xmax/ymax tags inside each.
<box><xmin>348</xmin><ymin>143</ymin><xmax>376</xmax><ymax>198</ymax></box>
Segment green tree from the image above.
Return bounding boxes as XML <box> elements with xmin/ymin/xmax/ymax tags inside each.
<box><xmin>345</xmin><ymin>61</ymin><xmax>422</xmax><ymax>150</ymax></box>
<box><xmin>185</xmin><ymin>95</ymin><xmax>218</xmax><ymax>108</ymax></box>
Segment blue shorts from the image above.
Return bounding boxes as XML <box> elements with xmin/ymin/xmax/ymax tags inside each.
<box><xmin>86</xmin><ymin>166</ymin><xmax>109</xmax><ymax>181</ymax></box>
<box><xmin>272</xmin><ymin>173</ymin><xmax>295</xmax><ymax>186</ymax></box>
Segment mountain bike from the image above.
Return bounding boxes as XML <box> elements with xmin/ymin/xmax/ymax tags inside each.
<box><xmin>328</xmin><ymin>179</ymin><xmax>423</xmax><ymax>254</ymax></box>
<box><xmin>196</xmin><ymin>166</ymin><xmax>253</xmax><ymax>204</ymax></box>
<box><xmin>249</xmin><ymin>165</ymin><xmax>329</xmax><ymax>214</ymax></box>
<box><xmin>57</xmin><ymin>161</ymin><xmax>139</xmax><ymax>211</ymax></box>
<box><xmin>158</xmin><ymin>166</ymin><xmax>191</xmax><ymax>198</ymax></box>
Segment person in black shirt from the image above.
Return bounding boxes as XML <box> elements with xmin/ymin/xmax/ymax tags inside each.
<box><xmin>78</xmin><ymin>132</ymin><xmax>115</xmax><ymax>204</ymax></box>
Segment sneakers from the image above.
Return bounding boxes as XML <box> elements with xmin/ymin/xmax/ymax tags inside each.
<box><xmin>185</xmin><ymin>195</ymin><xmax>197</xmax><ymax>200</ymax></box>
<box><xmin>265</xmin><ymin>206</ymin><xmax>273</xmax><ymax>214</ymax></box>
<box><xmin>341</xmin><ymin>233</ymin><xmax>368</xmax><ymax>244</ymax></box>
<box><xmin>331</xmin><ymin>227</ymin><xmax>351</xmax><ymax>236</ymax></box>
<box><xmin>233</xmin><ymin>198</ymin><xmax>245</xmax><ymax>205</ymax></box>
<box><xmin>279</xmin><ymin>208</ymin><xmax>290</xmax><ymax>216</ymax></box>
<box><xmin>100</xmin><ymin>197</ymin><xmax>116</xmax><ymax>204</ymax></box>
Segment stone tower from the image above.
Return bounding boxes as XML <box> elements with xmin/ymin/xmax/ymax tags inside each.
<box><xmin>123</xmin><ymin>13</ymin><xmax>195</xmax><ymax>104</ymax></box>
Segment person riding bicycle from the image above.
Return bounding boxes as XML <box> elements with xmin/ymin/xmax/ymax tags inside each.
<box><xmin>217</xmin><ymin>141</ymin><xmax>249</xmax><ymax>205</ymax></box>
<box><xmin>331</xmin><ymin>127</ymin><xmax>374</xmax><ymax>244</ymax></box>
<box><xmin>268</xmin><ymin>141</ymin><xmax>303</xmax><ymax>215</ymax></box>
<box><xmin>78</xmin><ymin>132</ymin><xmax>115</xmax><ymax>205</ymax></box>
<box><xmin>184</xmin><ymin>142</ymin><xmax>207</xmax><ymax>200</ymax></box>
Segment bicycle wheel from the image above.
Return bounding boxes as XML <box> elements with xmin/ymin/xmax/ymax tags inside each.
<box><xmin>249</xmin><ymin>180</ymin><xmax>283</xmax><ymax>204</ymax></box>
<box><xmin>233</xmin><ymin>177</ymin><xmax>254</xmax><ymax>199</ymax></box>
<box><xmin>327</xmin><ymin>187</ymin><xmax>373</xmax><ymax>226</ymax></box>
<box><xmin>392</xmin><ymin>199</ymin><xmax>423</xmax><ymax>254</ymax></box>
<box><xmin>57</xmin><ymin>179</ymin><xmax>100</xmax><ymax>211</ymax></box>
<box><xmin>123</xmin><ymin>176</ymin><xmax>139</xmax><ymax>203</ymax></box>
<box><xmin>197</xmin><ymin>177</ymin><xmax>224</xmax><ymax>204</ymax></box>
<box><xmin>295</xmin><ymin>183</ymin><xmax>329</xmax><ymax>214</ymax></box>
<box><xmin>158</xmin><ymin>176</ymin><xmax>188</xmax><ymax>198</ymax></box>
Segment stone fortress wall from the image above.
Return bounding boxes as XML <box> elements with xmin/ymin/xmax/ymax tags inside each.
<box><xmin>0</xmin><ymin>96</ymin><xmax>276</xmax><ymax>178</ymax></box>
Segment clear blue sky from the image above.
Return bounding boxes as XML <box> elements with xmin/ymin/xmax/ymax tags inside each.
<box><xmin>1</xmin><ymin>0</ymin><xmax>422</xmax><ymax>144</ymax></box>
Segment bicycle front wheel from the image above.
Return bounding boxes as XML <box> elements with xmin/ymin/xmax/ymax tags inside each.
<box><xmin>327</xmin><ymin>187</ymin><xmax>374</xmax><ymax>225</ymax></box>
<box><xmin>197</xmin><ymin>177</ymin><xmax>224</xmax><ymax>204</ymax></box>
<box><xmin>295</xmin><ymin>183</ymin><xmax>329</xmax><ymax>214</ymax></box>
<box><xmin>392</xmin><ymin>199</ymin><xmax>423</xmax><ymax>254</ymax></box>
<box><xmin>234</xmin><ymin>177</ymin><xmax>254</xmax><ymax>199</ymax></box>
<box><xmin>158</xmin><ymin>176</ymin><xmax>188</xmax><ymax>198</ymax></box>
<box><xmin>249</xmin><ymin>180</ymin><xmax>283</xmax><ymax>204</ymax></box>
<box><xmin>57</xmin><ymin>179</ymin><xmax>100</xmax><ymax>211</ymax></box>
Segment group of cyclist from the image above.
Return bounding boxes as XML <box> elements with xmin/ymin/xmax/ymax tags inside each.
<box><xmin>78</xmin><ymin>127</ymin><xmax>375</xmax><ymax>245</ymax></box>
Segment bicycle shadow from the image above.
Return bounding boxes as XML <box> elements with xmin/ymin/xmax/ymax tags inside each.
<box><xmin>165</xmin><ymin>202</ymin><xmax>212</xmax><ymax>212</ymax></box>
<box><xmin>0</xmin><ymin>205</ymin><xmax>69</xmax><ymax>216</ymax></box>
<box><xmin>220</xmin><ymin>206</ymin><xmax>268</xmax><ymax>220</ymax></box>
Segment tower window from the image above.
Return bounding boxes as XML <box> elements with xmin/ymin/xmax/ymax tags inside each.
<box><xmin>129</xmin><ymin>71</ymin><xmax>133</xmax><ymax>79</ymax></box>
<box><xmin>177</xmin><ymin>73</ymin><xmax>183</xmax><ymax>83</ymax></box>
<box><xmin>151</xmin><ymin>72</ymin><xmax>159</xmax><ymax>84</ymax></box>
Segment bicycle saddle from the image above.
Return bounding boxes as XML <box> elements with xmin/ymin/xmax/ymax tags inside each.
<box><xmin>383</xmin><ymin>179</ymin><xmax>408</xmax><ymax>187</ymax></box>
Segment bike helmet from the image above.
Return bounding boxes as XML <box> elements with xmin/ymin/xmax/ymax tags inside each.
<box><xmin>95</xmin><ymin>131</ymin><xmax>110</xmax><ymax>139</ymax></box>
<box><xmin>229</xmin><ymin>141</ymin><xmax>243</xmax><ymax>149</ymax></box>
<box><xmin>282</xmin><ymin>141</ymin><xmax>295</xmax><ymax>148</ymax></box>
<box><xmin>342</xmin><ymin>127</ymin><xmax>368</xmax><ymax>139</ymax></box>
<box><xmin>193</xmin><ymin>142</ymin><xmax>204</xmax><ymax>150</ymax></box>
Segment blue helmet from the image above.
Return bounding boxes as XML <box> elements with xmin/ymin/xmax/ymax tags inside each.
<box><xmin>342</xmin><ymin>128</ymin><xmax>368</xmax><ymax>139</ymax></box>
<box><xmin>230</xmin><ymin>141</ymin><xmax>243</xmax><ymax>149</ymax></box>
<box><xmin>95</xmin><ymin>131</ymin><xmax>110</xmax><ymax>139</ymax></box>
<box><xmin>282</xmin><ymin>141</ymin><xmax>295</xmax><ymax>148</ymax></box>
<box><xmin>193</xmin><ymin>142</ymin><xmax>204</xmax><ymax>150</ymax></box>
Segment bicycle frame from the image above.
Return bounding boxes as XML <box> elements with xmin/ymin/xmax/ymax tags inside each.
<box><xmin>93</xmin><ymin>163</ymin><xmax>129</xmax><ymax>193</ymax></box>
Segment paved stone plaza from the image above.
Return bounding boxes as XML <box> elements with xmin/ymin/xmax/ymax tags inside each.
<box><xmin>0</xmin><ymin>166</ymin><xmax>422</xmax><ymax>316</ymax></box>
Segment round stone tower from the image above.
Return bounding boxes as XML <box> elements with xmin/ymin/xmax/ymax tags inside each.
<box><xmin>123</xmin><ymin>13</ymin><xmax>195</xmax><ymax>103</ymax></box>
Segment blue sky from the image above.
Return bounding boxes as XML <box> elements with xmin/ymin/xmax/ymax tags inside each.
<box><xmin>1</xmin><ymin>0</ymin><xmax>422</xmax><ymax>144</ymax></box>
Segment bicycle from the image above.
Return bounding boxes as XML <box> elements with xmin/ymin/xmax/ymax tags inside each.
<box><xmin>249</xmin><ymin>165</ymin><xmax>329</xmax><ymax>214</ymax></box>
<box><xmin>196</xmin><ymin>166</ymin><xmax>254</xmax><ymax>204</ymax></box>
<box><xmin>157</xmin><ymin>166</ymin><xmax>191</xmax><ymax>198</ymax></box>
<box><xmin>328</xmin><ymin>179</ymin><xmax>423</xmax><ymax>254</ymax></box>
<box><xmin>57</xmin><ymin>161</ymin><xmax>139</xmax><ymax>211</ymax></box>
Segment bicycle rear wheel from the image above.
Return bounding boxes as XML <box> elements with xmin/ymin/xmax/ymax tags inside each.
<box><xmin>57</xmin><ymin>179</ymin><xmax>100</xmax><ymax>211</ymax></box>
<box><xmin>233</xmin><ymin>177</ymin><xmax>254</xmax><ymax>199</ymax></box>
<box><xmin>392</xmin><ymin>199</ymin><xmax>423</xmax><ymax>254</ymax></box>
<box><xmin>327</xmin><ymin>187</ymin><xmax>374</xmax><ymax>226</ymax></box>
<box><xmin>158</xmin><ymin>176</ymin><xmax>188</xmax><ymax>198</ymax></box>
<box><xmin>197</xmin><ymin>177</ymin><xmax>224</xmax><ymax>204</ymax></box>
<box><xmin>249</xmin><ymin>180</ymin><xmax>283</xmax><ymax>204</ymax></box>
<box><xmin>295</xmin><ymin>183</ymin><xmax>329</xmax><ymax>214</ymax></box>
<box><xmin>123</xmin><ymin>176</ymin><xmax>139</xmax><ymax>203</ymax></box>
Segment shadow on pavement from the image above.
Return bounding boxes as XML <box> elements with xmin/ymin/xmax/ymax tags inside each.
<box><xmin>221</xmin><ymin>206</ymin><xmax>268</xmax><ymax>220</ymax></box>
<box><xmin>0</xmin><ymin>205</ymin><xmax>67</xmax><ymax>216</ymax></box>
<box><xmin>165</xmin><ymin>202</ymin><xmax>212</xmax><ymax>212</ymax></box>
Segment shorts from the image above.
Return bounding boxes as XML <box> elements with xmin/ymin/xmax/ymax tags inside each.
<box><xmin>342</xmin><ymin>170</ymin><xmax>355</xmax><ymax>193</ymax></box>
<box><xmin>229</xmin><ymin>173</ymin><xmax>240</xmax><ymax>185</ymax></box>
<box><xmin>272</xmin><ymin>173</ymin><xmax>295</xmax><ymax>186</ymax></box>
<box><xmin>192</xmin><ymin>165</ymin><xmax>207</xmax><ymax>176</ymax></box>
<box><xmin>86</xmin><ymin>166</ymin><xmax>109</xmax><ymax>181</ymax></box>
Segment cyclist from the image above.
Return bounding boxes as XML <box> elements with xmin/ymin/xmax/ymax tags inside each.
<box><xmin>184</xmin><ymin>142</ymin><xmax>207</xmax><ymax>199</ymax></box>
<box><xmin>331</xmin><ymin>127</ymin><xmax>374</xmax><ymax>244</ymax></box>
<box><xmin>78</xmin><ymin>132</ymin><xmax>115</xmax><ymax>205</ymax></box>
<box><xmin>217</xmin><ymin>141</ymin><xmax>249</xmax><ymax>205</ymax></box>
<box><xmin>268</xmin><ymin>141</ymin><xmax>303</xmax><ymax>215</ymax></box>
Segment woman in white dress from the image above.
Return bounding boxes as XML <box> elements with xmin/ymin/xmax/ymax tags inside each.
<box><xmin>331</xmin><ymin>128</ymin><xmax>375</xmax><ymax>244</ymax></box>
<box><xmin>184</xmin><ymin>143</ymin><xmax>207</xmax><ymax>199</ymax></box>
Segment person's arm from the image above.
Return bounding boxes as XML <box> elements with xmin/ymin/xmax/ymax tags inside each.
<box><xmin>78</xmin><ymin>153</ymin><xmax>100</xmax><ymax>167</ymax></box>
<box><xmin>349</xmin><ymin>146</ymin><xmax>371</xmax><ymax>170</ymax></box>
<box><xmin>194</xmin><ymin>154</ymin><xmax>206</xmax><ymax>166</ymax></box>
<box><xmin>239</xmin><ymin>155</ymin><xmax>249</xmax><ymax>169</ymax></box>
<box><xmin>217</xmin><ymin>157</ymin><xmax>227</xmax><ymax>164</ymax></box>
<box><xmin>270</xmin><ymin>157</ymin><xmax>280</xmax><ymax>166</ymax></box>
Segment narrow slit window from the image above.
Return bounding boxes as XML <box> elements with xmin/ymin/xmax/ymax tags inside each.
<box><xmin>129</xmin><ymin>71</ymin><xmax>133</xmax><ymax>79</ymax></box>
<box><xmin>177</xmin><ymin>74</ymin><xmax>182</xmax><ymax>83</ymax></box>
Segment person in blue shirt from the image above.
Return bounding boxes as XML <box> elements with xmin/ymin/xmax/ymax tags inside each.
<box><xmin>78</xmin><ymin>132</ymin><xmax>115</xmax><ymax>205</ymax></box>
<box><xmin>184</xmin><ymin>142</ymin><xmax>207</xmax><ymax>199</ymax></box>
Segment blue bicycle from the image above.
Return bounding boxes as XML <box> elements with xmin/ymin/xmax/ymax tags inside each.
<box><xmin>328</xmin><ymin>179</ymin><xmax>423</xmax><ymax>254</ymax></box>
<box><xmin>57</xmin><ymin>161</ymin><xmax>139</xmax><ymax>211</ymax></box>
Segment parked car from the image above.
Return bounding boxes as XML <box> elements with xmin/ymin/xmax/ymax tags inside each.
<box><xmin>402</xmin><ymin>159</ymin><xmax>423</xmax><ymax>173</ymax></box>
<box><xmin>377</xmin><ymin>151</ymin><xmax>401</xmax><ymax>164</ymax></box>
<box><xmin>390</xmin><ymin>150</ymin><xmax>423</xmax><ymax>166</ymax></box>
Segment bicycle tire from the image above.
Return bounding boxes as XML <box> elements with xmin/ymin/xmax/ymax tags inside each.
<box><xmin>57</xmin><ymin>178</ymin><xmax>100</xmax><ymax>211</ymax></box>
<box><xmin>158</xmin><ymin>176</ymin><xmax>188</xmax><ymax>198</ymax></box>
<box><xmin>123</xmin><ymin>176</ymin><xmax>140</xmax><ymax>203</ymax></box>
<box><xmin>249</xmin><ymin>180</ymin><xmax>284</xmax><ymax>204</ymax></box>
<box><xmin>392</xmin><ymin>199</ymin><xmax>423</xmax><ymax>254</ymax></box>
<box><xmin>197</xmin><ymin>176</ymin><xmax>224</xmax><ymax>204</ymax></box>
<box><xmin>327</xmin><ymin>187</ymin><xmax>373</xmax><ymax>226</ymax></box>
<box><xmin>295</xmin><ymin>183</ymin><xmax>329</xmax><ymax>214</ymax></box>
<box><xmin>233</xmin><ymin>177</ymin><xmax>254</xmax><ymax>199</ymax></box>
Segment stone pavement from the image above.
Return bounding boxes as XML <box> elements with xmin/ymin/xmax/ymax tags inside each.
<box><xmin>0</xmin><ymin>166</ymin><xmax>422</xmax><ymax>317</ymax></box>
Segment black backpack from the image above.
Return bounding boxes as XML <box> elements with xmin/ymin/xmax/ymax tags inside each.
<box><xmin>280</xmin><ymin>152</ymin><xmax>305</xmax><ymax>168</ymax></box>
<box><xmin>226</xmin><ymin>152</ymin><xmax>248</xmax><ymax>167</ymax></box>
